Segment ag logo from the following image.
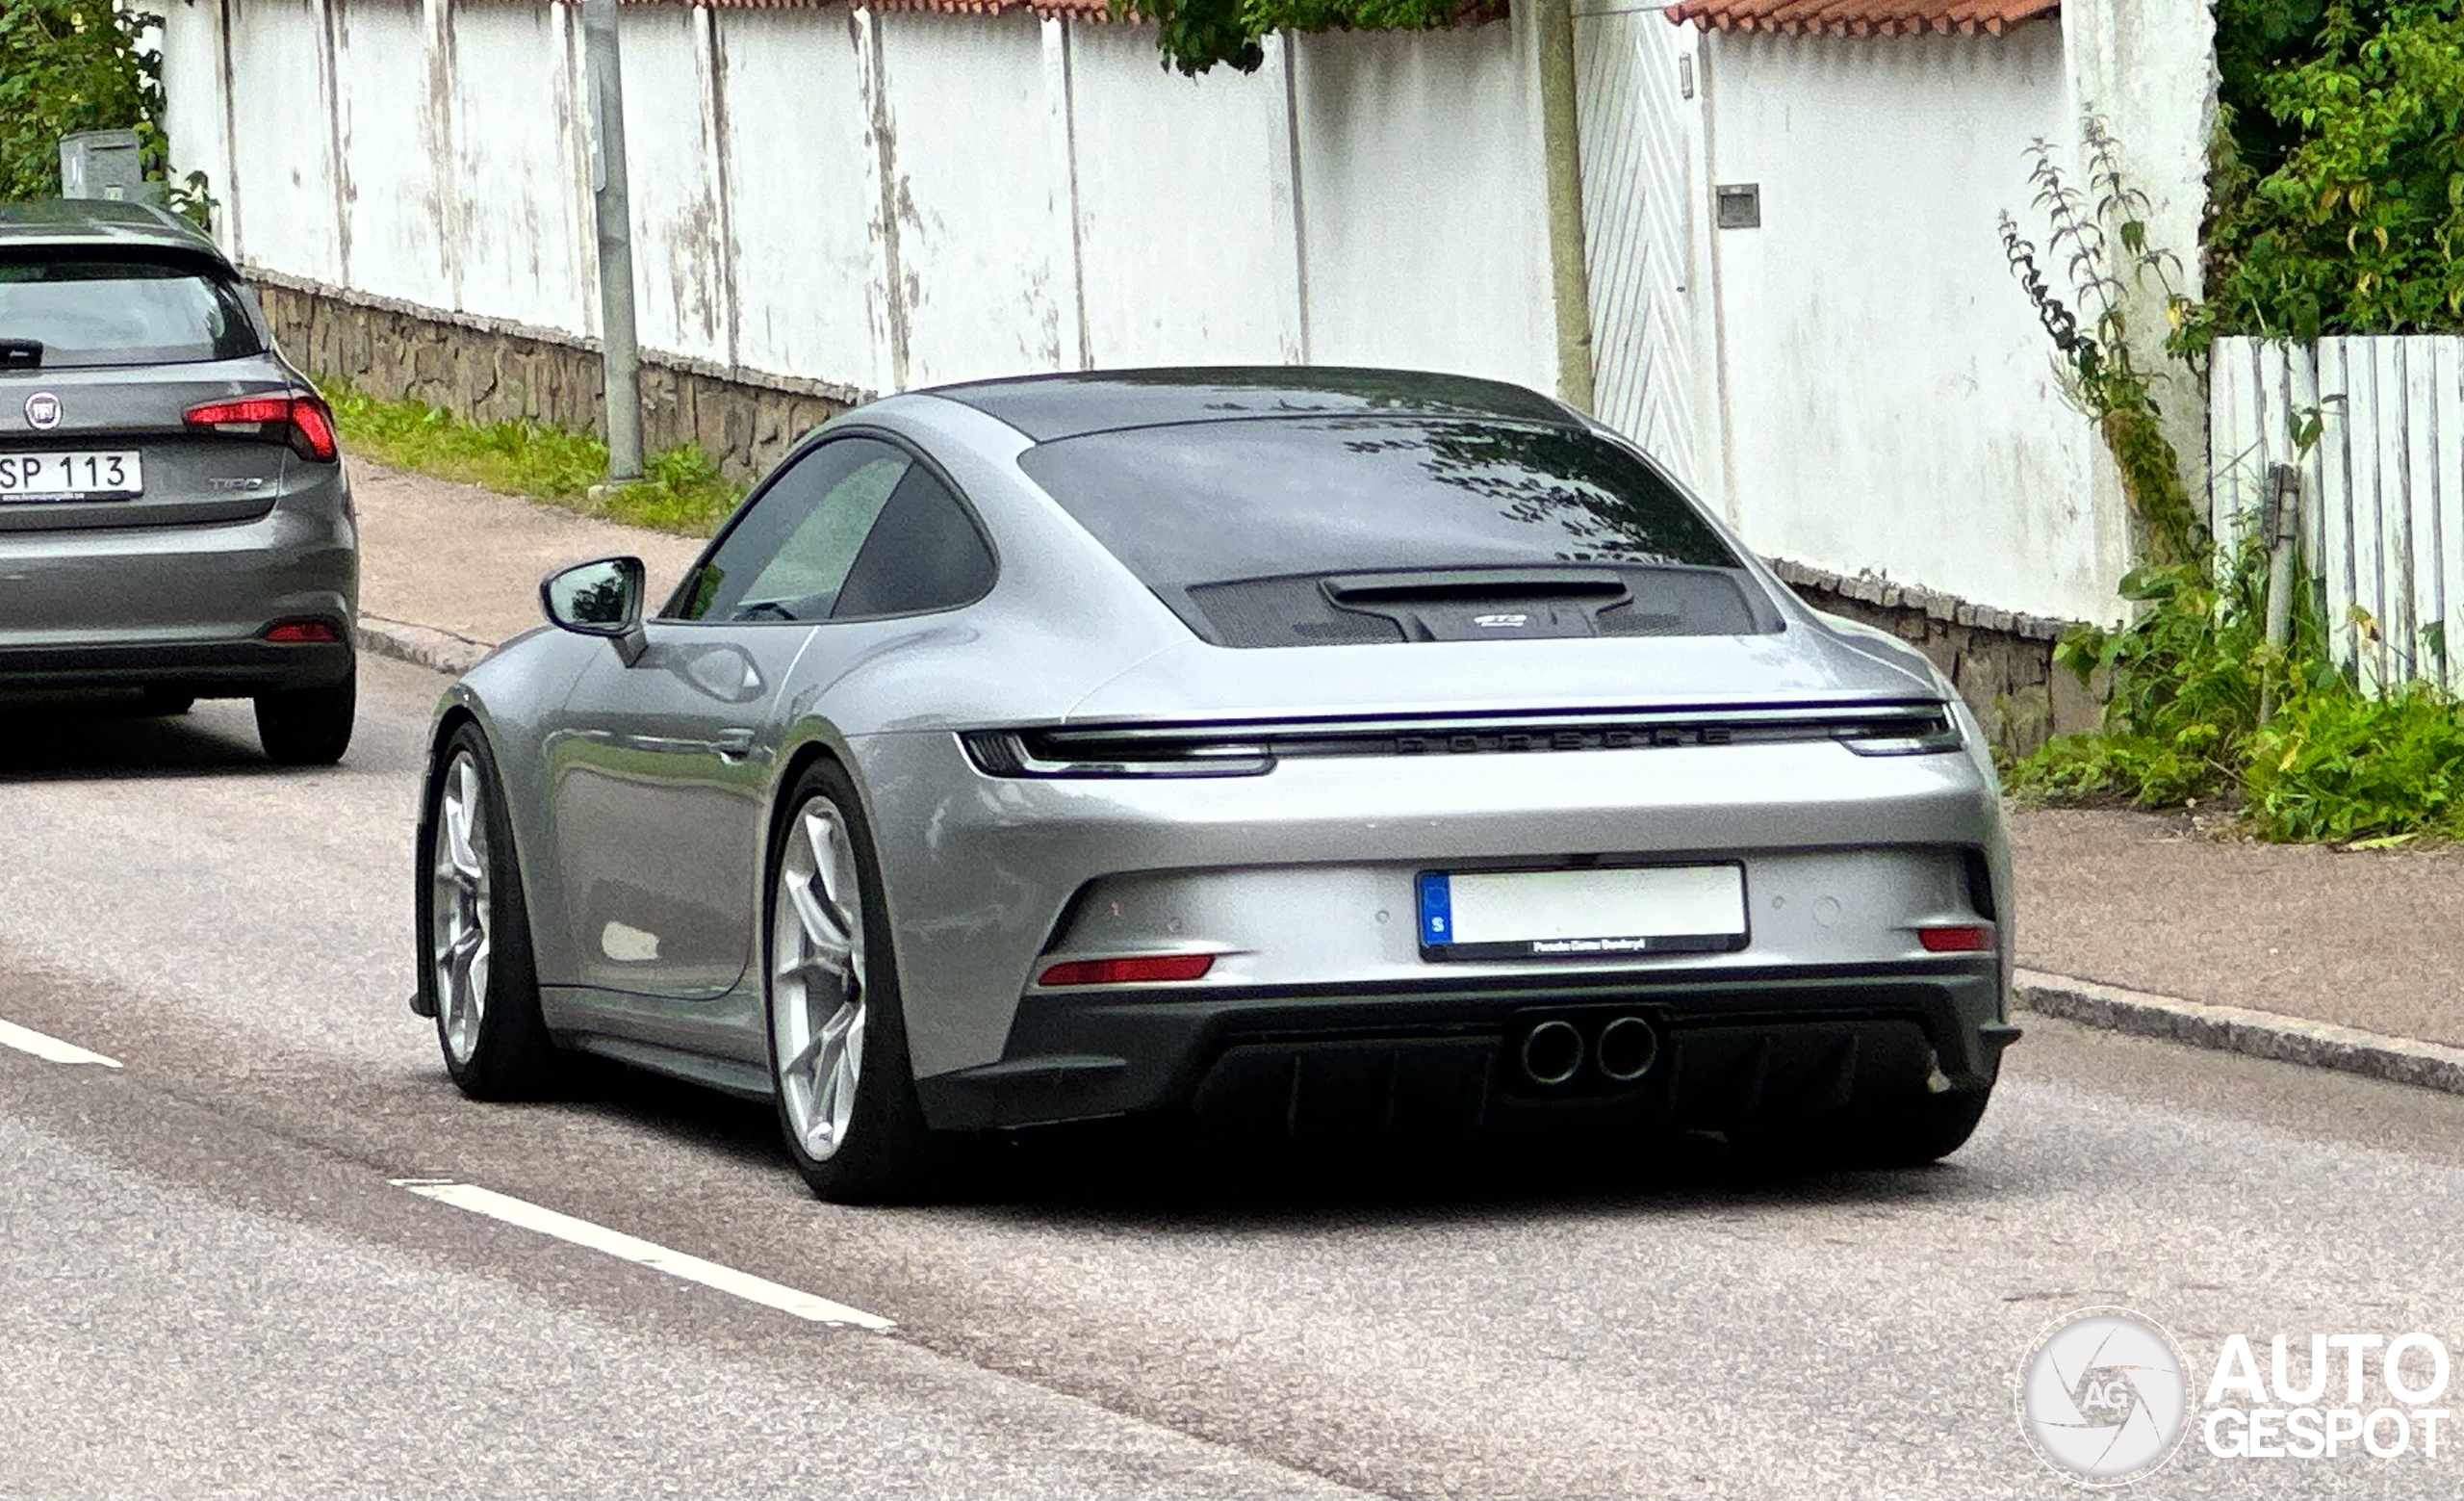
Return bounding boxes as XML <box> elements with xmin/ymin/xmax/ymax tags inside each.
<box><xmin>2016</xmin><ymin>1307</ymin><xmax>2191</xmax><ymax>1486</ymax></box>
<box><xmin>23</xmin><ymin>391</ymin><xmax>60</xmax><ymax>429</ymax></box>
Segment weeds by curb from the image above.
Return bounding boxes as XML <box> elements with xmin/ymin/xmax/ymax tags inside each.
<box><xmin>321</xmin><ymin>379</ymin><xmax>742</xmax><ymax>537</ymax></box>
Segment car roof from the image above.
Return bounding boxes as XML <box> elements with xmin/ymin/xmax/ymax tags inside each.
<box><xmin>924</xmin><ymin>367</ymin><xmax>1579</xmax><ymax>442</ymax></box>
<box><xmin>0</xmin><ymin>199</ymin><xmax>225</xmax><ymax>259</ymax></box>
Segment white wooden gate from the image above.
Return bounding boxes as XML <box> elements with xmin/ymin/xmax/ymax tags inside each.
<box><xmin>2212</xmin><ymin>335</ymin><xmax>2464</xmax><ymax>691</ymax></box>
<box><xmin>1575</xmin><ymin>7</ymin><xmax>1707</xmax><ymax>489</ymax></box>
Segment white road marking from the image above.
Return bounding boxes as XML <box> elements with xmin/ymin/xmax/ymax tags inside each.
<box><xmin>0</xmin><ymin>1016</ymin><xmax>121</xmax><ymax>1068</ymax></box>
<box><xmin>393</xmin><ymin>1179</ymin><xmax>895</xmax><ymax>1331</ymax></box>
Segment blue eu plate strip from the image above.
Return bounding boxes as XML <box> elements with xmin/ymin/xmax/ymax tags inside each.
<box><xmin>1418</xmin><ymin>872</ymin><xmax>1452</xmax><ymax>945</ymax></box>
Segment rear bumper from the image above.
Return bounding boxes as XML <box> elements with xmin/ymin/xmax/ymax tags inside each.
<box><xmin>0</xmin><ymin>486</ymin><xmax>356</xmax><ymax>694</ymax></box>
<box><xmin>0</xmin><ymin>634</ymin><xmax>351</xmax><ymax>692</ymax></box>
<box><xmin>915</xmin><ymin>960</ymin><xmax>2017</xmax><ymax>1133</ymax></box>
<box><xmin>856</xmin><ymin>725</ymin><xmax>2012</xmax><ymax>1082</ymax></box>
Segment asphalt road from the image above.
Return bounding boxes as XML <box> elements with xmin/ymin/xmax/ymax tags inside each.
<box><xmin>5</xmin><ymin>656</ymin><xmax>2464</xmax><ymax>1498</ymax></box>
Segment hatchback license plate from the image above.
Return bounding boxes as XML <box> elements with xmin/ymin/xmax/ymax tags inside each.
<box><xmin>1417</xmin><ymin>865</ymin><xmax>1747</xmax><ymax>960</ymax></box>
<box><xmin>0</xmin><ymin>451</ymin><xmax>141</xmax><ymax>501</ymax></box>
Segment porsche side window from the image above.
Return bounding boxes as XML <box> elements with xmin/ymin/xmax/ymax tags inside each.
<box><xmin>668</xmin><ymin>438</ymin><xmax>911</xmax><ymax>622</ymax></box>
<box><xmin>830</xmin><ymin>465</ymin><xmax>996</xmax><ymax>619</ymax></box>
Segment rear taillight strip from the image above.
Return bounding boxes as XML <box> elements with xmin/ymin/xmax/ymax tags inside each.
<box><xmin>184</xmin><ymin>390</ymin><xmax>339</xmax><ymax>463</ymax></box>
<box><xmin>962</xmin><ymin>704</ymin><xmax>1962</xmax><ymax>778</ymax></box>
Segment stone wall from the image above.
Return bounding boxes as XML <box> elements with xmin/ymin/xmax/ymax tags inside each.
<box><xmin>1770</xmin><ymin>559</ymin><xmax>2100</xmax><ymax>757</ymax></box>
<box><xmin>248</xmin><ymin>273</ymin><xmax>854</xmax><ymax>485</ymax></box>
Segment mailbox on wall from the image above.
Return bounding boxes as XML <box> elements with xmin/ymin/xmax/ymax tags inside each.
<box><xmin>58</xmin><ymin>130</ymin><xmax>158</xmax><ymax>204</ymax></box>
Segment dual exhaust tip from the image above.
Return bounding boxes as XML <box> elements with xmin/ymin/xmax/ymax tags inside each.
<box><xmin>1519</xmin><ymin>1015</ymin><xmax>1658</xmax><ymax>1089</ymax></box>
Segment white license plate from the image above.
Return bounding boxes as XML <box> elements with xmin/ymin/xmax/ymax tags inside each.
<box><xmin>1417</xmin><ymin>864</ymin><xmax>1748</xmax><ymax>959</ymax></box>
<box><xmin>0</xmin><ymin>451</ymin><xmax>142</xmax><ymax>501</ymax></box>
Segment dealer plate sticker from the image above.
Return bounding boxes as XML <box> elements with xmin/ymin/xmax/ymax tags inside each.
<box><xmin>1417</xmin><ymin>865</ymin><xmax>1747</xmax><ymax>960</ymax></box>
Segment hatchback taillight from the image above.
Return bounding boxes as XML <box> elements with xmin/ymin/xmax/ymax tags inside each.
<box><xmin>184</xmin><ymin>391</ymin><xmax>339</xmax><ymax>463</ymax></box>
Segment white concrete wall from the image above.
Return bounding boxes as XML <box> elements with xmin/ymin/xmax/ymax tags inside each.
<box><xmin>158</xmin><ymin>0</ymin><xmax>1559</xmax><ymax>401</ymax></box>
<box><xmin>156</xmin><ymin>0</ymin><xmax>2219</xmax><ymax>622</ymax></box>
<box><xmin>329</xmin><ymin>0</ymin><xmax>446</xmax><ymax>309</ymax></box>
<box><xmin>1065</xmin><ymin>24</ymin><xmax>1298</xmax><ymax>367</ymax></box>
<box><xmin>714</xmin><ymin>7</ymin><xmax>886</xmax><ymax>390</ymax></box>
<box><xmin>1293</xmin><ymin>19</ymin><xmax>1558</xmax><ymax>394</ymax></box>
<box><xmin>617</xmin><ymin>5</ymin><xmax>729</xmax><ymax>364</ymax></box>
<box><xmin>158</xmin><ymin>0</ymin><xmax>234</xmax><ymax>250</ymax></box>
<box><xmin>224</xmin><ymin>0</ymin><xmax>346</xmax><ymax>283</ymax></box>
<box><xmin>873</xmin><ymin>10</ymin><xmax>1077</xmax><ymax>385</ymax></box>
<box><xmin>446</xmin><ymin>1</ymin><xmax>595</xmax><ymax>335</ymax></box>
<box><xmin>1700</xmin><ymin>23</ymin><xmax>2130</xmax><ymax>622</ymax></box>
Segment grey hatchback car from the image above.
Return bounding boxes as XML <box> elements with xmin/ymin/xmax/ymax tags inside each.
<box><xmin>0</xmin><ymin>200</ymin><xmax>355</xmax><ymax>763</ymax></box>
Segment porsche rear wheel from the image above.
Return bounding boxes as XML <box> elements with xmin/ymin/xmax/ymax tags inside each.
<box><xmin>765</xmin><ymin>760</ymin><xmax>932</xmax><ymax>1203</ymax></box>
<box><xmin>1737</xmin><ymin>1086</ymin><xmax>1993</xmax><ymax>1173</ymax></box>
<box><xmin>424</xmin><ymin>723</ymin><xmax>557</xmax><ymax>1099</ymax></box>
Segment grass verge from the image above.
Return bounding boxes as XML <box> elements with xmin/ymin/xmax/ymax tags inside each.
<box><xmin>320</xmin><ymin>379</ymin><xmax>742</xmax><ymax>536</ymax></box>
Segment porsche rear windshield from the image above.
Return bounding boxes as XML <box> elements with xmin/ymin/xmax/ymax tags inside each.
<box><xmin>1015</xmin><ymin>417</ymin><xmax>1742</xmax><ymax>585</ymax></box>
<box><xmin>0</xmin><ymin>257</ymin><xmax>262</xmax><ymax>368</ymax></box>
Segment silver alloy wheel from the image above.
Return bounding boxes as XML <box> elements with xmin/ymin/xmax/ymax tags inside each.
<box><xmin>772</xmin><ymin>795</ymin><xmax>868</xmax><ymax>1161</ymax></box>
<box><xmin>431</xmin><ymin>751</ymin><xmax>494</xmax><ymax>1064</ymax></box>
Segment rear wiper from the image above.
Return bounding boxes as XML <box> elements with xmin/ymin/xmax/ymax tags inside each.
<box><xmin>0</xmin><ymin>339</ymin><xmax>41</xmax><ymax>372</ymax></box>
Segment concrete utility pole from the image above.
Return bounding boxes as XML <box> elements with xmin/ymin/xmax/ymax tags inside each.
<box><xmin>581</xmin><ymin>0</ymin><xmax>643</xmax><ymax>482</ymax></box>
<box><xmin>1533</xmin><ymin>0</ymin><xmax>1595</xmax><ymax>414</ymax></box>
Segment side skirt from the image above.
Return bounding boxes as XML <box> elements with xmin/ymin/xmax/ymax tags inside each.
<box><xmin>559</xmin><ymin>1031</ymin><xmax>777</xmax><ymax>1101</ymax></box>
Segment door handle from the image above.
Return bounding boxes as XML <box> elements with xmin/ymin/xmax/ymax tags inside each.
<box><xmin>714</xmin><ymin>728</ymin><xmax>756</xmax><ymax>762</ymax></box>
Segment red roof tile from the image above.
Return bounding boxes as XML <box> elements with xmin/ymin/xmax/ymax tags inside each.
<box><xmin>1665</xmin><ymin>0</ymin><xmax>2056</xmax><ymax>36</ymax></box>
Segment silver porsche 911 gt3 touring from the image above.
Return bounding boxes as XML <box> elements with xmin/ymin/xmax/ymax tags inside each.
<box><xmin>412</xmin><ymin>369</ymin><xmax>2018</xmax><ymax>1202</ymax></box>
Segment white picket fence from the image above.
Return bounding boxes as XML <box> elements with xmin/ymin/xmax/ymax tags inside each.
<box><xmin>2211</xmin><ymin>335</ymin><xmax>2464</xmax><ymax>690</ymax></box>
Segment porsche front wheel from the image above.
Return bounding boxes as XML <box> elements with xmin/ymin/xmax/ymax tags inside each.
<box><xmin>424</xmin><ymin>723</ymin><xmax>557</xmax><ymax>1099</ymax></box>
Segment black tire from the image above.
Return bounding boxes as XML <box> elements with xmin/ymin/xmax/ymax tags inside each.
<box><xmin>1740</xmin><ymin>1087</ymin><xmax>1993</xmax><ymax>1173</ymax></box>
<box><xmin>139</xmin><ymin>688</ymin><xmax>194</xmax><ymax>716</ymax></box>
<box><xmin>257</xmin><ymin>660</ymin><xmax>356</xmax><ymax>764</ymax></box>
<box><xmin>1847</xmin><ymin>1087</ymin><xmax>1993</xmax><ymax>1168</ymax></box>
<box><xmin>763</xmin><ymin>758</ymin><xmax>935</xmax><ymax>1204</ymax></box>
<box><xmin>421</xmin><ymin>722</ymin><xmax>559</xmax><ymax>1100</ymax></box>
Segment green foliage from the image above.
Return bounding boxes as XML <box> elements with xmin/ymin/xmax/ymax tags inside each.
<box><xmin>2014</xmin><ymin>534</ymin><xmax>2300</xmax><ymax>808</ymax></box>
<box><xmin>2012</xmin><ymin>510</ymin><xmax>2464</xmax><ymax>841</ymax></box>
<box><xmin>2205</xmin><ymin>0</ymin><xmax>2464</xmax><ymax>338</ymax></box>
<box><xmin>2000</xmin><ymin>116</ymin><xmax>2464</xmax><ymax>843</ymax></box>
<box><xmin>0</xmin><ymin>1</ymin><xmax>156</xmax><ymax>194</ymax></box>
<box><xmin>0</xmin><ymin>0</ymin><xmax>215</xmax><ymax>228</ymax></box>
<box><xmin>2246</xmin><ymin>682</ymin><xmax>2464</xmax><ymax>839</ymax></box>
<box><xmin>1129</xmin><ymin>0</ymin><xmax>1472</xmax><ymax>77</ymax></box>
<box><xmin>321</xmin><ymin>380</ymin><xmax>744</xmax><ymax>537</ymax></box>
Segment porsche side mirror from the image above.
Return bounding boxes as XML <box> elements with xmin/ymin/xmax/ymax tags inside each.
<box><xmin>541</xmin><ymin>555</ymin><xmax>647</xmax><ymax>665</ymax></box>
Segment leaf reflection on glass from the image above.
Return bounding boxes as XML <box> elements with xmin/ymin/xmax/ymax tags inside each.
<box><xmin>1336</xmin><ymin>421</ymin><xmax>1731</xmax><ymax>568</ymax></box>
<box><xmin>564</xmin><ymin>571</ymin><xmax>632</xmax><ymax>627</ymax></box>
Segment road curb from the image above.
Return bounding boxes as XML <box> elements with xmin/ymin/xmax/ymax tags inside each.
<box><xmin>2015</xmin><ymin>968</ymin><xmax>2464</xmax><ymax>1098</ymax></box>
<box><xmin>356</xmin><ymin>614</ymin><xmax>493</xmax><ymax>677</ymax></box>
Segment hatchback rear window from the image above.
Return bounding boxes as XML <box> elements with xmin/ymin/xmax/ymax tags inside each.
<box><xmin>1016</xmin><ymin>417</ymin><xmax>1772</xmax><ymax>647</ymax></box>
<box><xmin>0</xmin><ymin>258</ymin><xmax>262</xmax><ymax>369</ymax></box>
